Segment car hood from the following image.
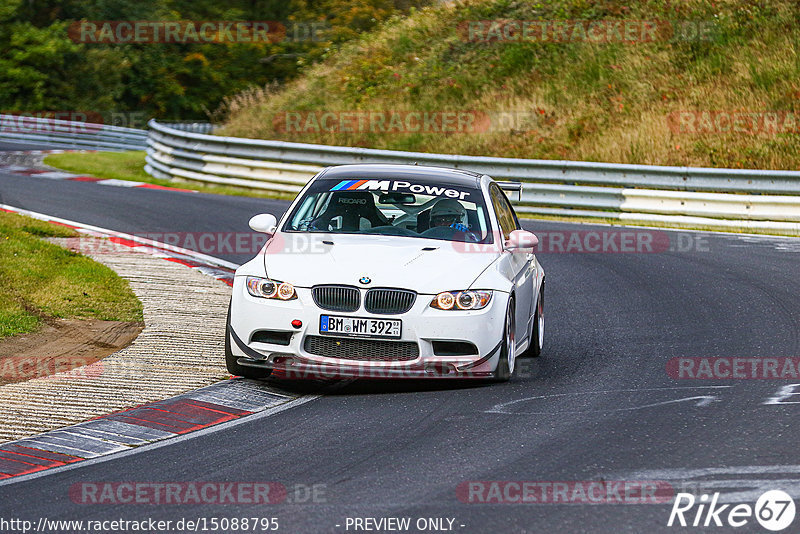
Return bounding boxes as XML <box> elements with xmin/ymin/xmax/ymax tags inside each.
<box><xmin>262</xmin><ymin>233</ymin><xmax>500</xmax><ymax>294</ymax></box>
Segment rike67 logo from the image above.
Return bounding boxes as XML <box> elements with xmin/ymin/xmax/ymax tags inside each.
<box><xmin>668</xmin><ymin>490</ymin><xmax>795</xmax><ymax>531</ymax></box>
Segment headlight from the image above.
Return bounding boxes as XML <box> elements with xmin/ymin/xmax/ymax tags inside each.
<box><xmin>246</xmin><ymin>276</ymin><xmax>297</xmax><ymax>300</ymax></box>
<box><xmin>430</xmin><ymin>290</ymin><xmax>492</xmax><ymax>310</ymax></box>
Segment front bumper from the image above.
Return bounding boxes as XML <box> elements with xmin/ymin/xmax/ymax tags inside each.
<box><xmin>228</xmin><ymin>277</ymin><xmax>507</xmax><ymax>379</ymax></box>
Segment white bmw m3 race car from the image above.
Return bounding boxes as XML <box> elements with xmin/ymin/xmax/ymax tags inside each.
<box><xmin>226</xmin><ymin>164</ymin><xmax>544</xmax><ymax>381</ymax></box>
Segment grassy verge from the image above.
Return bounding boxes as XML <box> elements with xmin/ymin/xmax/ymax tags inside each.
<box><xmin>0</xmin><ymin>211</ymin><xmax>143</xmax><ymax>339</ymax></box>
<box><xmin>43</xmin><ymin>151</ymin><xmax>297</xmax><ymax>200</ymax></box>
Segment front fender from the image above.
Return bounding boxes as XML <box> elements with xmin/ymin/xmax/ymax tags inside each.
<box><xmin>469</xmin><ymin>254</ymin><xmax>514</xmax><ymax>294</ymax></box>
<box><xmin>235</xmin><ymin>249</ymin><xmax>268</xmax><ymax>278</ymax></box>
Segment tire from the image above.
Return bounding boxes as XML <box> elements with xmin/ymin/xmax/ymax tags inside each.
<box><xmin>225</xmin><ymin>303</ymin><xmax>272</xmax><ymax>379</ymax></box>
<box><xmin>522</xmin><ymin>285</ymin><xmax>544</xmax><ymax>358</ymax></box>
<box><xmin>492</xmin><ymin>298</ymin><xmax>516</xmax><ymax>382</ymax></box>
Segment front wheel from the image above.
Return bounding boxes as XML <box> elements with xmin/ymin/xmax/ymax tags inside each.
<box><xmin>492</xmin><ymin>299</ymin><xmax>516</xmax><ymax>382</ymax></box>
<box><xmin>225</xmin><ymin>303</ymin><xmax>272</xmax><ymax>379</ymax></box>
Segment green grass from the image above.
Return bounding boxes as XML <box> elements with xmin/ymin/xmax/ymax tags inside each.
<box><xmin>45</xmin><ymin>151</ymin><xmax>154</xmax><ymax>183</ymax></box>
<box><xmin>43</xmin><ymin>151</ymin><xmax>296</xmax><ymax>200</ymax></box>
<box><xmin>0</xmin><ymin>211</ymin><xmax>143</xmax><ymax>339</ymax></box>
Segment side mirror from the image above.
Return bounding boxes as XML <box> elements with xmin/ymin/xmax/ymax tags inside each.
<box><xmin>249</xmin><ymin>213</ymin><xmax>278</xmax><ymax>234</ymax></box>
<box><xmin>505</xmin><ymin>229</ymin><xmax>538</xmax><ymax>251</ymax></box>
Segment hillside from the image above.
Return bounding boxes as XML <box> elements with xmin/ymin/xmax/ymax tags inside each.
<box><xmin>219</xmin><ymin>0</ymin><xmax>800</xmax><ymax>170</ymax></box>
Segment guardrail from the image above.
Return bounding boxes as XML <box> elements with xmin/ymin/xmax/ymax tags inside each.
<box><xmin>153</xmin><ymin>121</ymin><xmax>216</xmax><ymax>134</ymax></box>
<box><xmin>144</xmin><ymin>120</ymin><xmax>800</xmax><ymax>233</ymax></box>
<box><xmin>0</xmin><ymin>114</ymin><xmax>147</xmax><ymax>151</ymax></box>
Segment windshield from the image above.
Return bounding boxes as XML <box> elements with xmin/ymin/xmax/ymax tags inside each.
<box><xmin>283</xmin><ymin>178</ymin><xmax>494</xmax><ymax>244</ymax></box>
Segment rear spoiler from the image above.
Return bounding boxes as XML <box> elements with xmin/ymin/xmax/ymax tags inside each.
<box><xmin>496</xmin><ymin>181</ymin><xmax>523</xmax><ymax>201</ymax></box>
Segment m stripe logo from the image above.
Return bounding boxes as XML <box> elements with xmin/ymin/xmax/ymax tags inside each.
<box><xmin>331</xmin><ymin>180</ymin><xmax>369</xmax><ymax>191</ymax></box>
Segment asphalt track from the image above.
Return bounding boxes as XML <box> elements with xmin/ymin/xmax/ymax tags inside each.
<box><xmin>1</xmin><ymin>165</ymin><xmax>800</xmax><ymax>533</ymax></box>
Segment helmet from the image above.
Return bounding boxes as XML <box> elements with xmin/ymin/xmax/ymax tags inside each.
<box><xmin>430</xmin><ymin>198</ymin><xmax>466</xmax><ymax>227</ymax></box>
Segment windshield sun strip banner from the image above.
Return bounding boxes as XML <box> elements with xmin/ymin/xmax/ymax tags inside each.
<box><xmin>326</xmin><ymin>179</ymin><xmax>473</xmax><ymax>200</ymax></box>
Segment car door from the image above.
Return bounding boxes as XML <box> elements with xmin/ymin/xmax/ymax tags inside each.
<box><xmin>489</xmin><ymin>184</ymin><xmax>535</xmax><ymax>348</ymax></box>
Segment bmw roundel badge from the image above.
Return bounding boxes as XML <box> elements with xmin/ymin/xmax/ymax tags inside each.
<box><xmin>359</xmin><ymin>276</ymin><xmax>371</xmax><ymax>285</ymax></box>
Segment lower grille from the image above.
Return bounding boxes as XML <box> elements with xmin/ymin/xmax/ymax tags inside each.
<box><xmin>303</xmin><ymin>335</ymin><xmax>419</xmax><ymax>361</ymax></box>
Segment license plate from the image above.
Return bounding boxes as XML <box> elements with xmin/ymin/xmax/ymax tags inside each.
<box><xmin>320</xmin><ymin>315</ymin><xmax>401</xmax><ymax>339</ymax></box>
